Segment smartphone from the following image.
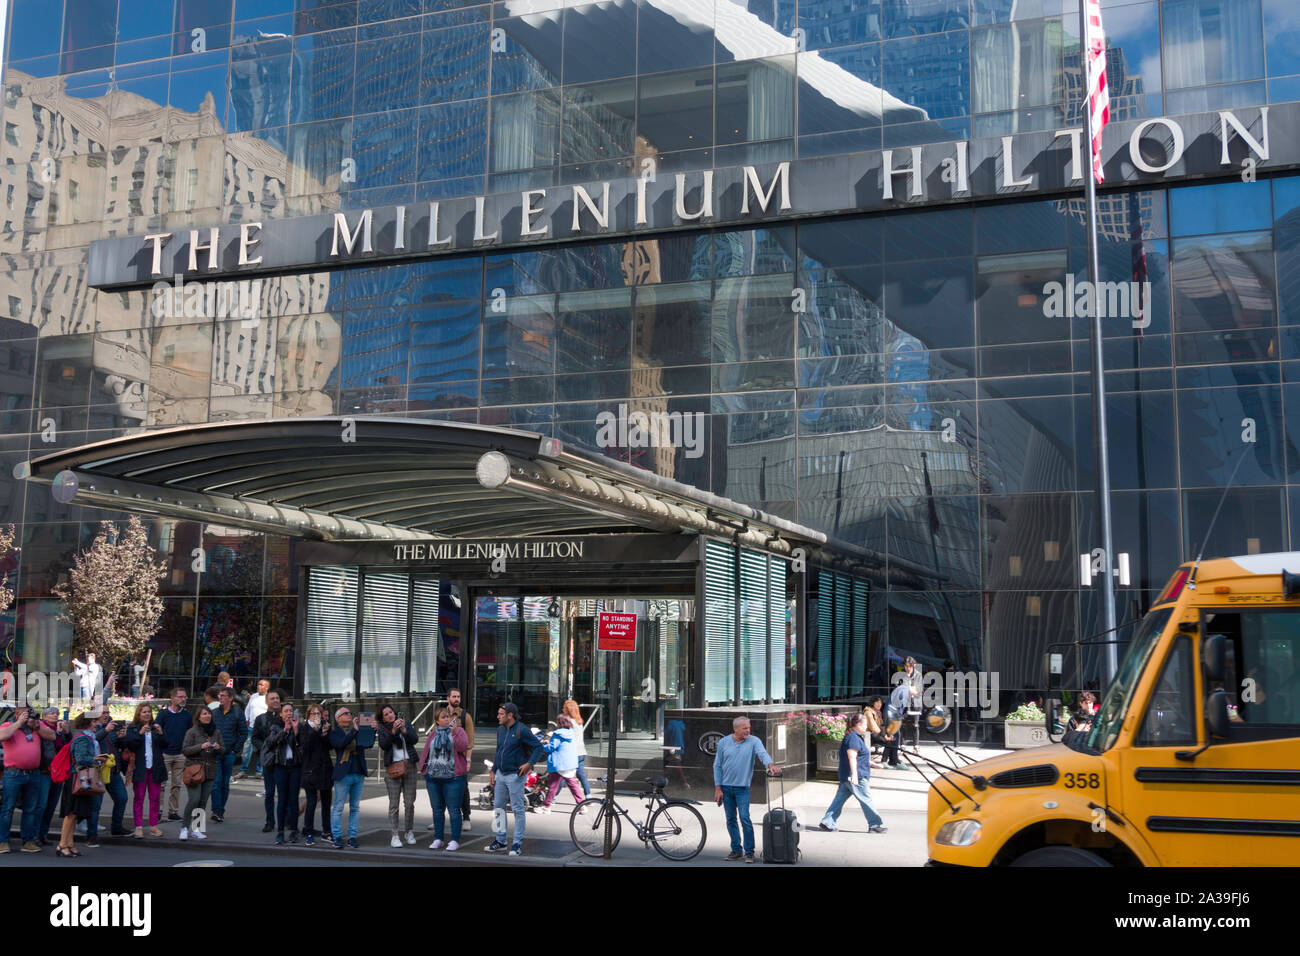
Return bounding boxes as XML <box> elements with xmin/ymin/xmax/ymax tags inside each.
<box><xmin>359</xmin><ymin>712</ymin><xmax>374</xmax><ymax>726</ymax></box>
<box><xmin>293</xmin><ymin>708</ymin><xmax>300</xmax><ymax>722</ymax></box>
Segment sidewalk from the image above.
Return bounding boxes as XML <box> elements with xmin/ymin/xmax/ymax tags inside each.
<box><xmin>19</xmin><ymin>741</ymin><xmax>1007</xmax><ymax>866</ymax></box>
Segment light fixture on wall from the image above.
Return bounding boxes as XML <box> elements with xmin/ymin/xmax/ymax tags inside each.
<box><xmin>1043</xmin><ymin>541</ymin><xmax>1059</xmax><ymax>561</ymax></box>
<box><xmin>1026</xmin><ymin>595</ymin><xmax>1042</xmax><ymax>617</ymax></box>
<box><xmin>1009</xmin><ymin>556</ymin><xmax>1022</xmax><ymax>577</ymax></box>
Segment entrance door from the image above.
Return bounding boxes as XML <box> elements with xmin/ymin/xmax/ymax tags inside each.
<box><xmin>472</xmin><ymin>594</ymin><xmax>555</xmax><ymax>730</ymax></box>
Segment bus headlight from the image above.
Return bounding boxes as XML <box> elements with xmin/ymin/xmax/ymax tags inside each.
<box><xmin>935</xmin><ymin>819</ymin><xmax>982</xmax><ymax>846</ymax></box>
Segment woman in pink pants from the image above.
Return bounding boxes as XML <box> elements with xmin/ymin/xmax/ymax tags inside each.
<box><xmin>123</xmin><ymin>703</ymin><xmax>167</xmax><ymax>836</ymax></box>
<box><xmin>538</xmin><ymin>715</ymin><xmax>584</xmax><ymax>812</ymax></box>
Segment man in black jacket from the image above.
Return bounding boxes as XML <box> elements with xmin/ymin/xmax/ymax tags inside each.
<box><xmin>250</xmin><ymin>689</ymin><xmax>282</xmax><ymax>832</ymax></box>
<box><xmin>210</xmin><ymin>687</ymin><xmax>246</xmax><ymax>823</ymax></box>
<box><xmin>90</xmin><ymin>707</ymin><xmax>131</xmax><ymax>841</ymax></box>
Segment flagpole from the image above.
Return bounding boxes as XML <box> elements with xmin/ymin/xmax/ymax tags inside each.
<box><xmin>1080</xmin><ymin>0</ymin><xmax>1119</xmax><ymax>684</ymax></box>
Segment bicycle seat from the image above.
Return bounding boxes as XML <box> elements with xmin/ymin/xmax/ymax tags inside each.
<box><xmin>649</xmin><ymin>776</ymin><xmax>668</xmax><ymax>791</ymax></box>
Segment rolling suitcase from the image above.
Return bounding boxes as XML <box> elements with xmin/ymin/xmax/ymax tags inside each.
<box><xmin>761</xmin><ymin>772</ymin><xmax>800</xmax><ymax>864</ymax></box>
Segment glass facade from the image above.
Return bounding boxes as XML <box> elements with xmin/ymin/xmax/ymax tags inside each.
<box><xmin>3</xmin><ymin>0</ymin><xmax>1300</xmax><ymax>713</ymax></box>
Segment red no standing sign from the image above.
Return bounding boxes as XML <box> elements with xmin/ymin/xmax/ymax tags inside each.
<box><xmin>597</xmin><ymin>612</ymin><xmax>637</xmax><ymax>652</ymax></box>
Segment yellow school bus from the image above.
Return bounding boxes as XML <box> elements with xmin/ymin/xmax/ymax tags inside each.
<box><xmin>927</xmin><ymin>553</ymin><xmax>1300</xmax><ymax>866</ymax></box>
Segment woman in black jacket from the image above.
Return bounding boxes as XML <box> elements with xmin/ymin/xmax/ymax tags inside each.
<box><xmin>377</xmin><ymin>703</ymin><xmax>418</xmax><ymax>848</ymax></box>
<box><xmin>298</xmin><ymin>703</ymin><xmax>333</xmax><ymax>846</ymax></box>
<box><xmin>123</xmin><ymin>703</ymin><xmax>168</xmax><ymax>838</ymax></box>
<box><xmin>263</xmin><ymin>703</ymin><xmax>302</xmax><ymax>845</ymax></box>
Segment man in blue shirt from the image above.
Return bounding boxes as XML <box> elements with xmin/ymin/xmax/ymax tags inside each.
<box><xmin>485</xmin><ymin>703</ymin><xmax>545</xmax><ymax>857</ymax></box>
<box><xmin>712</xmin><ymin>716</ymin><xmax>780</xmax><ymax>863</ymax></box>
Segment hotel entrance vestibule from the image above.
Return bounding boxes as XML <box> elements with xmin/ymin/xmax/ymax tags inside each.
<box><xmin>471</xmin><ymin>594</ymin><xmax>693</xmax><ymax>738</ymax></box>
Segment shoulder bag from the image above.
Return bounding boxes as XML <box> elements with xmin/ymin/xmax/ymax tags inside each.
<box><xmin>183</xmin><ymin>763</ymin><xmax>206</xmax><ymax>786</ymax></box>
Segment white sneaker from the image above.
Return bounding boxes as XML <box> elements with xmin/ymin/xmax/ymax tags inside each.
<box><xmin>390</xmin><ymin>834</ymin><xmax>404</xmax><ymax>848</ymax></box>
<box><xmin>429</xmin><ymin>839</ymin><xmax>444</xmax><ymax>850</ymax></box>
<box><xmin>178</xmin><ymin>828</ymin><xmax>189</xmax><ymax>841</ymax></box>
<box><xmin>405</xmin><ymin>830</ymin><xmax>415</xmax><ymax>845</ymax></box>
<box><xmin>193</xmin><ymin>830</ymin><xmax>207</xmax><ymax>840</ymax></box>
<box><xmin>446</xmin><ymin>840</ymin><xmax>460</xmax><ymax>851</ymax></box>
<box><xmin>538</xmin><ymin>804</ymin><xmax>551</xmax><ymax>814</ymax></box>
<box><xmin>426</xmin><ymin>822</ymin><xmax>436</xmax><ymax>830</ymax></box>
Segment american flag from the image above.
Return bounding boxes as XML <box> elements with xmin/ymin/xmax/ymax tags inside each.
<box><xmin>1085</xmin><ymin>0</ymin><xmax>1110</xmax><ymax>183</ymax></box>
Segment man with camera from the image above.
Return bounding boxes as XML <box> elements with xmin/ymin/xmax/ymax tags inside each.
<box><xmin>90</xmin><ymin>707</ymin><xmax>131</xmax><ymax>842</ymax></box>
<box><xmin>0</xmin><ymin>705</ymin><xmax>56</xmax><ymax>853</ymax></box>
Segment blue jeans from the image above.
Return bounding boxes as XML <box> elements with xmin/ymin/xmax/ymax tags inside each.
<box><xmin>36</xmin><ymin>775</ymin><xmax>58</xmax><ymax>841</ymax></box>
<box><xmin>0</xmin><ymin>769</ymin><xmax>44</xmax><ymax>844</ymax></box>
<box><xmin>331</xmin><ymin>773</ymin><xmax>364</xmax><ymax>841</ymax></box>
<box><xmin>493</xmin><ymin>770</ymin><xmax>527</xmax><ymax>845</ymax></box>
<box><xmin>212</xmin><ymin>752</ymin><xmax>236</xmax><ymax>815</ymax></box>
<box><xmin>240</xmin><ymin>734</ymin><xmax>259</xmax><ymax>775</ymax></box>
<box><xmin>721</xmin><ymin>785</ymin><xmax>754</xmax><ymax>855</ymax></box>
<box><xmin>274</xmin><ymin>765</ymin><xmax>301</xmax><ymax>834</ymax></box>
<box><xmin>88</xmin><ymin>772</ymin><xmax>129</xmax><ymax>838</ymax></box>
<box><xmin>426</xmin><ymin>775</ymin><xmax>465</xmax><ymax>842</ymax></box>
<box><xmin>820</xmin><ymin>778</ymin><xmax>884</xmax><ymax>830</ymax></box>
<box><xmin>575</xmin><ymin>754</ymin><xmax>590</xmax><ymax>796</ymax></box>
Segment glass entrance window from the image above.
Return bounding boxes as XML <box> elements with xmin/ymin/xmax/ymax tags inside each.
<box><xmin>473</xmin><ymin>595</ymin><xmax>555</xmax><ymax>730</ymax></box>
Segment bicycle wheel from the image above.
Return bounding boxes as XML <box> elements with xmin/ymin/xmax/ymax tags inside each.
<box><xmin>648</xmin><ymin>800</ymin><xmax>707</xmax><ymax>861</ymax></box>
<box><xmin>569</xmin><ymin>797</ymin><xmax>622</xmax><ymax>858</ymax></box>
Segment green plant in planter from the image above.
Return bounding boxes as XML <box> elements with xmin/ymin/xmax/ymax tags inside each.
<box><xmin>1006</xmin><ymin>701</ymin><xmax>1047</xmax><ymax>722</ymax></box>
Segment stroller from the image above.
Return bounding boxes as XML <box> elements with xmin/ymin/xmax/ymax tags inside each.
<box><xmin>477</xmin><ymin>758</ymin><xmax>547</xmax><ymax>812</ymax></box>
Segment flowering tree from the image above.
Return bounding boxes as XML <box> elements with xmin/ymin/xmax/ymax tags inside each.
<box><xmin>53</xmin><ymin>516</ymin><xmax>165</xmax><ymax>700</ymax></box>
<box><xmin>0</xmin><ymin>524</ymin><xmax>14</xmax><ymax>613</ymax></box>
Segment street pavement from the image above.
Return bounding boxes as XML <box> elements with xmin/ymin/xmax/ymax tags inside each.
<box><xmin>6</xmin><ymin>741</ymin><xmax>1009</xmax><ymax>867</ymax></box>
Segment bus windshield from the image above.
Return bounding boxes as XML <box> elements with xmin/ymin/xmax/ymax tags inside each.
<box><xmin>1082</xmin><ymin>608</ymin><xmax>1173</xmax><ymax>753</ymax></box>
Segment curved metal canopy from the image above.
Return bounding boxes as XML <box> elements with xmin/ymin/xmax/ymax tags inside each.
<box><xmin>16</xmin><ymin>417</ymin><xmax>883</xmax><ymax>565</ymax></box>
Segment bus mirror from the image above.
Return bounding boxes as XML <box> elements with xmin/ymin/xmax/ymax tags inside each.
<box><xmin>1202</xmin><ymin>633</ymin><xmax>1226</xmax><ymax>682</ymax></box>
<box><xmin>1045</xmin><ymin>698</ymin><xmax>1065</xmax><ymax>742</ymax></box>
<box><xmin>1205</xmin><ymin>688</ymin><xmax>1231</xmax><ymax>739</ymax></box>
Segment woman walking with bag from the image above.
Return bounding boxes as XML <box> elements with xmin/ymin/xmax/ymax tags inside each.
<box><xmin>123</xmin><ymin>703</ymin><xmax>167</xmax><ymax>838</ymax></box>
<box><xmin>179</xmin><ymin>706</ymin><xmax>224</xmax><ymax>840</ymax></box>
<box><xmin>57</xmin><ymin>714</ymin><xmax>102</xmax><ymax>858</ymax></box>
<box><xmin>377</xmin><ymin>703</ymin><xmax>419</xmax><ymax>848</ymax></box>
<box><xmin>298</xmin><ymin>704</ymin><xmax>333</xmax><ymax>846</ymax></box>
<box><xmin>264</xmin><ymin>703</ymin><xmax>302</xmax><ymax>845</ymax></box>
<box><xmin>420</xmin><ymin>706</ymin><xmax>468</xmax><ymax>851</ymax></box>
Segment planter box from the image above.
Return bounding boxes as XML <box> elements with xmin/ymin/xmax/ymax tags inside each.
<box><xmin>814</xmin><ymin>738</ymin><xmax>840</xmax><ymax>772</ymax></box>
<box><xmin>1004</xmin><ymin>719</ymin><xmax>1049</xmax><ymax>750</ymax></box>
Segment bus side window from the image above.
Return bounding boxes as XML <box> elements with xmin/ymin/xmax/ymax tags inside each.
<box><xmin>1137</xmin><ymin>636</ymin><xmax>1197</xmax><ymax>747</ymax></box>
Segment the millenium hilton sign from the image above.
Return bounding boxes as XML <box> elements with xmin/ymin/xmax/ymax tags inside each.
<box><xmin>87</xmin><ymin>105</ymin><xmax>1292</xmax><ymax>289</ymax></box>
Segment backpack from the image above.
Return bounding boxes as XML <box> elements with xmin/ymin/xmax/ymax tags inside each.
<box><xmin>50</xmin><ymin>741</ymin><xmax>74</xmax><ymax>783</ymax></box>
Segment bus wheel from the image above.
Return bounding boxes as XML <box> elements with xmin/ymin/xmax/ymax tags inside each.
<box><xmin>1009</xmin><ymin>846</ymin><xmax>1112</xmax><ymax>867</ymax></box>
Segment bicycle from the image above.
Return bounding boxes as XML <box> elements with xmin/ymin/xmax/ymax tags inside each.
<box><xmin>569</xmin><ymin>775</ymin><xmax>707</xmax><ymax>861</ymax></box>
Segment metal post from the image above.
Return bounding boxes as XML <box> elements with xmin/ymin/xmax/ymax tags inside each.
<box><xmin>603</xmin><ymin>650</ymin><xmax>620</xmax><ymax>859</ymax></box>
<box><xmin>1079</xmin><ymin>0</ymin><xmax>1119</xmax><ymax>683</ymax></box>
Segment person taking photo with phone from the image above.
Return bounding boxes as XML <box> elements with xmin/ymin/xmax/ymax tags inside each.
<box><xmin>124</xmin><ymin>703</ymin><xmax>167</xmax><ymax>838</ymax></box>
<box><xmin>329</xmin><ymin>707</ymin><xmax>373</xmax><ymax>849</ymax></box>
<box><xmin>377</xmin><ymin>703</ymin><xmax>419</xmax><ymax>848</ymax></box>
<box><xmin>179</xmin><ymin>705</ymin><xmax>225</xmax><ymax>840</ymax></box>
<box><xmin>298</xmin><ymin>704</ymin><xmax>333</xmax><ymax>846</ymax></box>
<box><xmin>264</xmin><ymin>703</ymin><xmax>302</xmax><ymax>844</ymax></box>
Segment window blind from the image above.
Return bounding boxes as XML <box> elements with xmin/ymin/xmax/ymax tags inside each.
<box><xmin>410</xmin><ymin>577</ymin><xmax>441</xmax><ymax>693</ymax></box>
<box><xmin>305</xmin><ymin>566</ymin><xmax>357</xmax><ymax>695</ymax></box>
<box><xmin>704</xmin><ymin>538</ymin><xmax>736</xmax><ymax>704</ymax></box>
<box><xmin>361</xmin><ymin>572</ymin><xmax>408</xmax><ymax>695</ymax></box>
